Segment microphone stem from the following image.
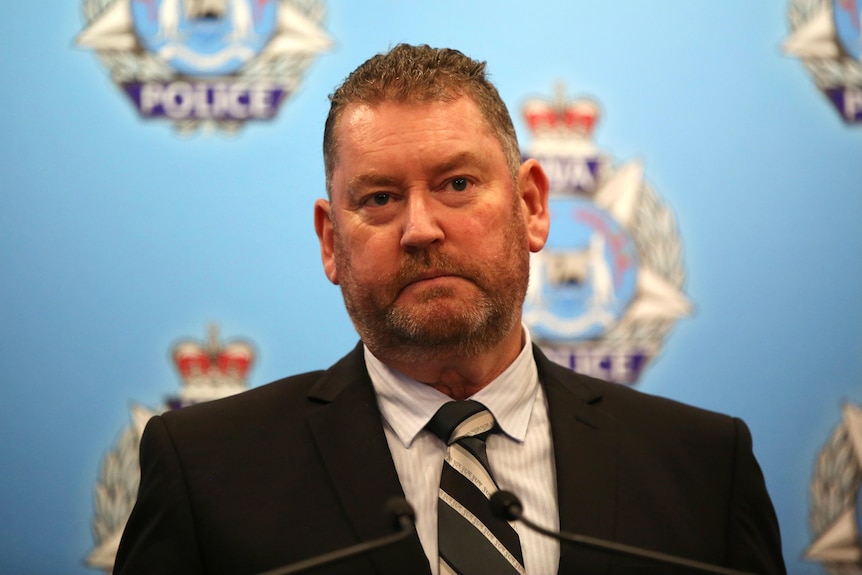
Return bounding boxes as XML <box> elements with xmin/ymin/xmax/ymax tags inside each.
<box><xmin>258</xmin><ymin>526</ymin><xmax>413</xmax><ymax>575</ymax></box>
<box><xmin>518</xmin><ymin>516</ymin><xmax>756</xmax><ymax>575</ymax></box>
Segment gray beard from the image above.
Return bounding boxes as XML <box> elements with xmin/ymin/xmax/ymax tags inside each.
<box><xmin>359</xmin><ymin>283</ymin><xmax>523</xmax><ymax>364</ymax></box>
<box><xmin>333</xmin><ymin>193</ymin><xmax>530</xmax><ymax>365</ymax></box>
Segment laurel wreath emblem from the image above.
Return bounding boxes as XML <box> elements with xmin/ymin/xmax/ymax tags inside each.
<box><xmin>606</xmin><ymin>175</ymin><xmax>687</xmax><ymax>351</ymax></box>
<box><xmin>787</xmin><ymin>0</ymin><xmax>862</xmax><ymax>89</ymax></box>
<box><xmin>92</xmin><ymin>424</ymin><xmax>141</xmax><ymax>546</ymax></box>
<box><xmin>87</xmin><ymin>404</ymin><xmax>159</xmax><ymax>572</ymax></box>
<box><xmin>808</xmin><ymin>406</ymin><xmax>862</xmax><ymax>575</ymax></box>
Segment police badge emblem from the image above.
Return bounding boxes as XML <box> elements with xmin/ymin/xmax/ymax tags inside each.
<box><xmin>522</xmin><ymin>85</ymin><xmax>691</xmax><ymax>385</ymax></box>
<box><xmin>806</xmin><ymin>401</ymin><xmax>862</xmax><ymax>571</ymax></box>
<box><xmin>76</xmin><ymin>0</ymin><xmax>332</xmax><ymax>133</ymax></box>
<box><xmin>85</xmin><ymin>325</ymin><xmax>255</xmax><ymax>572</ymax></box>
<box><xmin>784</xmin><ymin>0</ymin><xmax>862</xmax><ymax>125</ymax></box>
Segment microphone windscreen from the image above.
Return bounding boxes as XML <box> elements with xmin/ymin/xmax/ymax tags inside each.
<box><xmin>383</xmin><ymin>497</ymin><xmax>415</xmax><ymax>530</ymax></box>
<box><xmin>489</xmin><ymin>490</ymin><xmax>523</xmax><ymax>521</ymax></box>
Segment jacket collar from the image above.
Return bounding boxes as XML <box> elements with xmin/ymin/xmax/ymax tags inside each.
<box><xmin>305</xmin><ymin>343</ymin><xmax>432</xmax><ymax>575</ymax></box>
<box><xmin>306</xmin><ymin>342</ymin><xmax>618</xmax><ymax>575</ymax></box>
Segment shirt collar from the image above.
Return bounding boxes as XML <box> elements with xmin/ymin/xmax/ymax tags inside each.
<box><xmin>366</xmin><ymin>326</ymin><xmax>539</xmax><ymax>448</ymax></box>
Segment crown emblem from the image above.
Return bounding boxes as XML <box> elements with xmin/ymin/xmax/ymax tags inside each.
<box><xmin>523</xmin><ymin>84</ymin><xmax>600</xmax><ymax>139</ymax></box>
<box><xmin>171</xmin><ymin>324</ymin><xmax>255</xmax><ymax>404</ymax></box>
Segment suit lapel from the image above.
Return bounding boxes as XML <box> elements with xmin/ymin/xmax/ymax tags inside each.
<box><xmin>305</xmin><ymin>344</ymin><xmax>431</xmax><ymax>575</ymax></box>
<box><xmin>536</xmin><ymin>346</ymin><xmax>617</xmax><ymax>574</ymax></box>
<box><xmin>302</xmin><ymin>343</ymin><xmax>619</xmax><ymax>574</ymax></box>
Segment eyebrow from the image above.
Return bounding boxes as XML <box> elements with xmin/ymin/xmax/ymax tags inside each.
<box><xmin>347</xmin><ymin>150</ymin><xmax>488</xmax><ymax>193</ymax></box>
<box><xmin>435</xmin><ymin>150</ymin><xmax>487</xmax><ymax>175</ymax></box>
<box><xmin>347</xmin><ymin>173</ymin><xmax>401</xmax><ymax>192</ymax></box>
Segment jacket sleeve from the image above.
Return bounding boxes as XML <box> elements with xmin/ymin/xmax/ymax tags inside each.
<box><xmin>112</xmin><ymin>415</ymin><xmax>205</xmax><ymax>575</ymax></box>
<box><xmin>727</xmin><ymin>417</ymin><xmax>787</xmax><ymax>575</ymax></box>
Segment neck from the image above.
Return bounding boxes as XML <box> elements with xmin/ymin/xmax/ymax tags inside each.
<box><xmin>371</xmin><ymin>324</ymin><xmax>525</xmax><ymax>400</ymax></box>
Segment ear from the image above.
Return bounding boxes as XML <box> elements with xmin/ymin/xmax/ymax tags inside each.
<box><xmin>314</xmin><ymin>198</ymin><xmax>339</xmax><ymax>285</ymax></box>
<box><xmin>517</xmin><ymin>158</ymin><xmax>550</xmax><ymax>252</ymax></box>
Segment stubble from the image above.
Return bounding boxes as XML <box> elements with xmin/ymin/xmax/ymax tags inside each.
<box><xmin>333</xmin><ymin>199</ymin><xmax>530</xmax><ymax>364</ymax></box>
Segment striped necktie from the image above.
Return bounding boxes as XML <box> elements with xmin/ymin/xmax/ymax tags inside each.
<box><xmin>427</xmin><ymin>400</ymin><xmax>524</xmax><ymax>575</ymax></box>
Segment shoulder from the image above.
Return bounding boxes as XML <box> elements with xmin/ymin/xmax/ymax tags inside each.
<box><xmin>534</xmin><ymin>345</ymin><xmax>739</xmax><ymax>438</ymax></box>
<box><xmin>149</xmin><ymin>369</ymin><xmax>324</xmax><ymax>445</ymax></box>
<box><xmin>154</xmin><ymin>343</ymin><xmax>368</xmax><ymax>442</ymax></box>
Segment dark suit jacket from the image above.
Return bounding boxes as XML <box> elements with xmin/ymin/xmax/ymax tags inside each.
<box><xmin>113</xmin><ymin>343</ymin><xmax>786</xmax><ymax>575</ymax></box>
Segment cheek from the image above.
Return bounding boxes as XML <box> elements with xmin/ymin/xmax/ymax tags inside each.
<box><xmin>337</xmin><ymin>229</ymin><xmax>398</xmax><ymax>278</ymax></box>
<box><xmin>455</xmin><ymin>207</ymin><xmax>513</xmax><ymax>252</ymax></box>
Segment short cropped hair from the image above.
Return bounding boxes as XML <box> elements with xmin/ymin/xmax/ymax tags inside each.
<box><xmin>322</xmin><ymin>43</ymin><xmax>521</xmax><ymax>195</ymax></box>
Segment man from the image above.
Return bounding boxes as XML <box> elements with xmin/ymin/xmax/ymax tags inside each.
<box><xmin>113</xmin><ymin>44</ymin><xmax>786</xmax><ymax>575</ymax></box>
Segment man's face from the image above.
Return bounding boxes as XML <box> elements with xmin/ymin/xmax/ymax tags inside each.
<box><xmin>315</xmin><ymin>96</ymin><xmax>548</xmax><ymax>360</ymax></box>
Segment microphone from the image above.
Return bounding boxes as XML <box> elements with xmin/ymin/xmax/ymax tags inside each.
<box><xmin>257</xmin><ymin>497</ymin><xmax>416</xmax><ymax>575</ymax></box>
<box><xmin>489</xmin><ymin>491</ymin><xmax>755</xmax><ymax>575</ymax></box>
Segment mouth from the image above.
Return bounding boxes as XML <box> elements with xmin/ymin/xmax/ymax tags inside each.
<box><xmin>413</xmin><ymin>269</ymin><xmax>453</xmax><ymax>281</ymax></box>
<box><xmin>400</xmin><ymin>270</ymin><xmax>465</xmax><ymax>294</ymax></box>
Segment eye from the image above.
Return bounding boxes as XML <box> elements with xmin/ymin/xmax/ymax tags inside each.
<box><xmin>366</xmin><ymin>193</ymin><xmax>391</xmax><ymax>207</ymax></box>
<box><xmin>449</xmin><ymin>177</ymin><xmax>469</xmax><ymax>192</ymax></box>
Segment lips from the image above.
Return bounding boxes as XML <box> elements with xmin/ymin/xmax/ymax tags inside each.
<box><xmin>401</xmin><ymin>270</ymin><xmax>457</xmax><ymax>291</ymax></box>
<box><xmin>412</xmin><ymin>269</ymin><xmax>453</xmax><ymax>282</ymax></box>
<box><xmin>395</xmin><ymin>264</ymin><xmax>482</xmax><ymax>302</ymax></box>
<box><xmin>394</xmin><ymin>252</ymin><xmax>478</xmax><ymax>296</ymax></box>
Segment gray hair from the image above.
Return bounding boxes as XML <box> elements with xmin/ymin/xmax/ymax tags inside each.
<box><xmin>322</xmin><ymin>43</ymin><xmax>521</xmax><ymax>196</ymax></box>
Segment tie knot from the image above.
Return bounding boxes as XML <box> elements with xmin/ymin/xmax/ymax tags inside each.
<box><xmin>427</xmin><ymin>400</ymin><xmax>496</xmax><ymax>445</ymax></box>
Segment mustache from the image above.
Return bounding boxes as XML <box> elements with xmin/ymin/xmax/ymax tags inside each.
<box><xmin>394</xmin><ymin>250</ymin><xmax>479</xmax><ymax>291</ymax></box>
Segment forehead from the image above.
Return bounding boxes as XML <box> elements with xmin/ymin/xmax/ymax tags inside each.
<box><xmin>332</xmin><ymin>97</ymin><xmax>501</xmax><ymax>168</ymax></box>
<box><xmin>344</xmin><ymin>95</ymin><xmax>489</xmax><ymax>133</ymax></box>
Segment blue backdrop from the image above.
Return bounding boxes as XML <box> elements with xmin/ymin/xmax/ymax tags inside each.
<box><xmin>1</xmin><ymin>1</ymin><xmax>860</xmax><ymax>573</ymax></box>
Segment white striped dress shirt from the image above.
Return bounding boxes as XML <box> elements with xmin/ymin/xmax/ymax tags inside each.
<box><xmin>365</xmin><ymin>327</ymin><xmax>560</xmax><ymax>575</ymax></box>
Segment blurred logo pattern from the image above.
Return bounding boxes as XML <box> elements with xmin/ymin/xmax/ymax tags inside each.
<box><xmin>522</xmin><ymin>85</ymin><xmax>691</xmax><ymax>385</ymax></box>
<box><xmin>76</xmin><ymin>0</ymin><xmax>332</xmax><ymax>133</ymax></box>
<box><xmin>806</xmin><ymin>402</ymin><xmax>862</xmax><ymax>570</ymax></box>
<box><xmin>784</xmin><ymin>0</ymin><xmax>862</xmax><ymax>124</ymax></box>
<box><xmin>85</xmin><ymin>325</ymin><xmax>255</xmax><ymax>572</ymax></box>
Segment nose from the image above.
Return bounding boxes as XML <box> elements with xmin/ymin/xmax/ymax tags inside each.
<box><xmin>400</xmin><ymin>193</ymin><xmax>444</xmax><ymax>249</ymax></box>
